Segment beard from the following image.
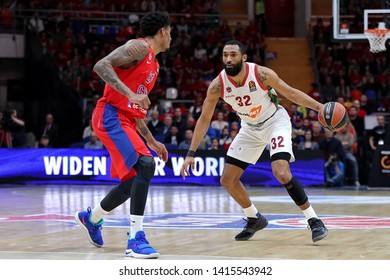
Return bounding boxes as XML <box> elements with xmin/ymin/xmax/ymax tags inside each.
<box><xmin>224</xmin><ymin>61</ymin><xmax>243</xmax><ymax>76</ymax></box>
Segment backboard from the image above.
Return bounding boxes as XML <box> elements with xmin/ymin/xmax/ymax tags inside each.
<box><xmin>332</xmin><ymin>0</ymin><xmax>390</xmax><ymax>41</ymax></box>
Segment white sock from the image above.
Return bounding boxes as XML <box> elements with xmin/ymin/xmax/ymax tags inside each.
<box><xmin>130</xmin><ymin>215</ymin><xmax>144</xmax><ymax>239</ymax></box>
<box><xmin>90</xmin><ymin>204</ymin><xmax>109</xmax><ymax>224</ymax></box>
<box><xmin>243</xmin><ymin>203</ymin><xmax>258</xmax><ymax>218</ymax></box>
<box><xmin>302</xmin><ymin>205</ymin><xmax>318</xmax><ymax>220</ymax></box>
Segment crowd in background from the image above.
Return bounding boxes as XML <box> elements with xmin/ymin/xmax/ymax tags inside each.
<box><xmin>1</xmin><ymin>0</ymin><xmax>389</xmax><ymax>186</ymax></box>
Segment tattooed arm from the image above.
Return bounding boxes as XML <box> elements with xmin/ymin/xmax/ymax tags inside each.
<box><xmin>93</xmin><ymin>39</ymin><xmax>151</xmax><ymax>107</ymax></box>
<box><xmin>135</xmin><ymin>118</ymin><xmax>168</xmax><ymax>161</ymax></box>
<box><xmin>256</xmin><ymin>65</ymin><xmax>323</xmax><ymax>112</ymax></box>
<box><xmin>135</xmin><ymin>118</ymin><xmax>154</xmax><ymax>143</ymax></box>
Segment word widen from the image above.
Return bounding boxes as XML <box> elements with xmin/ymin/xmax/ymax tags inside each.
<box><xmin>43</xmin><ymin>156</ymin><xmax>225</xmax><ymax>176</ymax></box>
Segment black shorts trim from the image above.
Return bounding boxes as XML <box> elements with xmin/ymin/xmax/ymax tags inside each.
<box><xmin>271</xmin><ymin>152</ymin><xmax>291</xmax><ymax>162</ymax></box>
<box><xmin>225</xmin><ymin>156</ymin><xmax>250</xmax><ymax>171</ymax></box>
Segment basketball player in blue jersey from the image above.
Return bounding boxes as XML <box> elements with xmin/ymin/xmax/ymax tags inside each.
<box><xmin>180</xmin><ymin>40</ymin><xmax>328</xmax><ymax>242</ymax></box>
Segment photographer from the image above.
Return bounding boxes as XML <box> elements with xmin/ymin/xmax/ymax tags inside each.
<box><xmin>325</xmin><ymin>153</ymin><xmax>345</xmax><ymax>187</ymax></box>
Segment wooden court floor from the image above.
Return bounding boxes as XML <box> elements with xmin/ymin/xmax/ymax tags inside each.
<box><xmin>1</xmin><ymin>184</ymin><xmax>390</xmax><ymax>260</ymax></box>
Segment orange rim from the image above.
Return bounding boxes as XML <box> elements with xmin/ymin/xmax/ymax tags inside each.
<box><xmin>365</xmin><ymin>29</ymin><xmax>390</xmax><ymax>37</ymax></box>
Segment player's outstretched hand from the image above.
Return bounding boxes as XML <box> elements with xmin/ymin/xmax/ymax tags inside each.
<box><xmin>180</xmin><ymin>156</ymin><xmax>195</xmax><ymax>180</ymax></box>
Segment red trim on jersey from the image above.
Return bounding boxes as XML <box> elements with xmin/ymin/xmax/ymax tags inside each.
<box><xmin>219</xmin><ymin>73</ymin><xmax>225</xmax><ymax>99</ymax></box>
<box><xmin>254</xmin><ymin>64</ymin><xmax>268</xmax><ymax>91</ymax></box>
<box><xmin>226</xmin><ymin>62</ymin><xmax>249</xmax><ymax>88</ymax></box>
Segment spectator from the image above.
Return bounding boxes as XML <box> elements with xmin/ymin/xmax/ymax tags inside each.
<box><xmin>335</xmin><ymin>125</ymin><xmax>360</xmax><ymax>186</ymax></box>
<box><xmin>319</xmin><ymin>130</ymin><xmax>346</xmax><ymax>164</ymax></box>
<box><xmin>208</xmin><ymin>137</ymin><xmax>222</xmax><ymax>150</ymax></box>
<box><xmin>219</xmin><ymin>126</ymin><xmax>231</xmax><ymax>147</ymax></box>
<box><xmin>141</xmin><ymin>0</ymin><xmax>156</xmax><ymax>12</ymax></box>
<box><xmin>198</xmin><ymin>54</ymin><xmax>215</xmax><ymax>81</ymax></box>
<box><xmin>147</xmin><ymin>110</ymin><xmax>164</xmax><ymax>136</ymax></box>
<box><xmin>336</xmin><ymin>78</ymin><xmax>351</xmax><ymax>100</ymax></box>
<box><xmin>288</xmin><ymin>103</ymin><xmax>304</xmax><ymax>123</ymax></box>
<box><xmin>359</xmin><ymin>94</ymin><xmax>374</xmax><ymax>115</ymax></box>
<box><xmin>193</xmin><ymin>42</ymin><xmax>207</xmax><ymax>60</ymax></box>
<box><xmin>352</xmin><ymin>99</ymin><xmax>367</xmax><ymax>119</ymax></box>
<box><xmin>325</xmin><ymin>153</ymin><xmax>345</xmax><ymax>187</ymax></box>
<box><xmin>292</xmin><ymin>117</ymin><xmax>306</xmax><ymax>148</ymax></box>
<box><xmin>29</xmin><ymin>12</ymin><xmax>44</xmax><ymax>33</ymax></box>
<box><xmin>369</xmin><ymin>115</ymin><xmax>387</xmax><ymax>151</ymax></box>
<box><xmin>39</xmin><ymin>113</ymin><xmax>58</xmax><ymax>148</ymax></box>
<box><xmin>178</xmin><ymin>129</ymin><xmax>193</xmax><ymax>150</ymax></box>
<box><xmin>161</xmin><ymin>115</ymin><xmax>173</xmax><ymax>136</ymax></box>
<box><xmin>184</xmin><ymin>115</ymin><xmax>196</xmax><ymax>132</ymax></box>
<box><xmin>305</xmin><ymin>109</ymin><xmax>318</xmax><ymax>127</ymax></box>
<box><xmin>172</xmin><ymin>107</ymin><xmax>186</xmax><ymax>135</ymax></box>
<box><xmin>189</xmin><ymin>99</ymin><xmax>203</xmax><ymax>121</ymax></box>
<box><xmin>211</xmin><ymin>111</ymin><xmax>229</xmax><ymax>135</ymax></box>
<box><xmin>199</xmin><ymin>134</ymin><xmax>211</xmax><ymax>150</ymax></box>
<box><xmin>222</xmin><ymin>129</ymin><xmax>237</xmax><ymax>151</ymax></box>
<box><xmin>298</xmin><ymin>130</ymin><xmax>319</xmax><ymax>151</ymax></box>
<box><xmin>6</xmin><ymin>109</ymin><xmax>27</xmax><ymax>148</ymax></box>
<box><xmin>164</xmin><ymin>125</ymin><xmax>182</xmax><ymax>146</ymax></box>
<box><xmin>302</xmin><ymin>118</ymin><xmax>311</xmax><ymax>131</ymax></box>
<box><xmin>321</xmin><ymin>75</ymin><xmax>337</xmax><ymax>103</ymax></box>
<box><xmin>230</xmin><ymin>121</ymin><xmax>240</xmax><ymax>133</ymax></box>
<box><xmin>220</xmin><ymin>102</ymin><xmax>239</xmax><ymax>123</ymax></box>
<box><xmin>307</xmin><ymin>82</ymin><xmax>321</xmax><ymax>102</ymax></box>
<box><xmin>312</xmin><ymin>123</ymin><xmax>326</xmax><ymax>145</ymax></box>
<box><xmin>84</xmin><ymin>131</ymin><xmax>104</xmax><ymax>149</ymax></box>
<box><xmin>348</xmin><ymin>106</ymin><xmax>365</xmax><ymax>139</ymax></box>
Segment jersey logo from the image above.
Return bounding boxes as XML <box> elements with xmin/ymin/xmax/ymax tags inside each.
<box><xmin>137</xmin><ymin>85</ymin><xmax>148</xmax><ymax>95</ymax></box>
<box><xmin>226</xmin><ymin>87</ymin><xmax>232</xmax><ymax>93</ymax></box>
<box><xmin>249</xmin><ymin>105</ymin><xmax>262</xmax><ymax>118</ymax></box>
<box><xmin>145</xmin><ymin>71</ymin><xmax>156</xmax><ymax>84</ymax></box>
<box><xmin>248</xmin><ymin>80</ymin><xmax>257</xmax><ymax>92</ymax></box>
<box><xmin>127</xmin><ymin>101</ymin><xmax>147</xmax><ymax>114</ymax></box>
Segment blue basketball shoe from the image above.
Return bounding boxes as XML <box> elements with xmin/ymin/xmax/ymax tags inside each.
<box><xmin>74</xmin><ymin>207</ymin><xmax>104</xmax><ymax>247</ymax></box>
<box><xmin>125</xmin><ymin>231</ymin><xmax>159</xmax><ymax>259</ymax></box>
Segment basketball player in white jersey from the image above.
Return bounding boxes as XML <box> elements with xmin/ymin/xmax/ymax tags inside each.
<box><xmin>180</xmin><ymin>40</ymin><xmax>328</xmax><ymax>242</ymax></box>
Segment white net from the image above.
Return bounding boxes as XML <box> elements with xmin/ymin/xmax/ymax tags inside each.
<box><xmin>364</xmin><ymin>29</ymin><xmax>390</xmax><ymax>53</ymax></box>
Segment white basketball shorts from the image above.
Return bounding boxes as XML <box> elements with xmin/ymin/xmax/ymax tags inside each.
<box><xmin>227</xmin><ymin>106</ymin><xmax>295</xmax><ymax>164</ymax></box>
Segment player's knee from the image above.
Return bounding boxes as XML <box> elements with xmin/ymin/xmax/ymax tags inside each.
<box><xmin>272</xmin><ymin>168</ymin><xmax>291</xmax><ymax>183</ymax></box>
<box><xmin>271</xmin><ymin>154</ymin><xmax>292</xmax><ymax>183</ymax></box>
<box><xmin>220</xmin><ymin>173</ymin><xmax>236</xmax><ymax>188</ymax></box>
<box><xmin>135</xmin><ymin>155</ymin><xmax>155</xmax><ymax>182</ymax></box>
<box><xmin>220</xmin><ymin>176</ymin><xmax>228</xmax><ymax>187</ymax></box>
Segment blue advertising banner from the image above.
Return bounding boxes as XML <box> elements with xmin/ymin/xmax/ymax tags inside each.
<box><xmin>0</xmin><ymin>149</ymin><xmax>325</xmax><ymax>186</ymax></box>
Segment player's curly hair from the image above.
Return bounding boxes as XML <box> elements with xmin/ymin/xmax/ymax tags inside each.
<box><xmin>140</xmin><ymin>12</ymin><xmax>170</xmax><ymax>37</ymax></box>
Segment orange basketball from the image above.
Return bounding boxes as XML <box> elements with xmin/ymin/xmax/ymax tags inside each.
<box><xmin>318</xmin><ymin>102</ymin><xmax>349</xmax><ymax>132</ymax></box>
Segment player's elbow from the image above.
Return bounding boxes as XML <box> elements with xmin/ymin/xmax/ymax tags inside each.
<box><xmin>93</xmin><ymin>60</ymin><xmax>103</xmax><ymax>73</ymax></box>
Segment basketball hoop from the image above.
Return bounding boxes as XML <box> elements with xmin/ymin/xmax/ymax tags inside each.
<box><xmin>364</xmin><ymin>28</ymin><xmax>390</xmax><ymax>53</ymax></box>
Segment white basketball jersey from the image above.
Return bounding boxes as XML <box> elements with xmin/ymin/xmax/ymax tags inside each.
<box><xmin>219</xmin><ymin>62</ymin><xmax>278</xmax><ymax>125</ymax></box>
